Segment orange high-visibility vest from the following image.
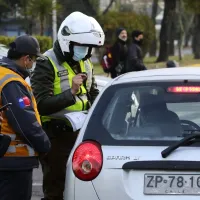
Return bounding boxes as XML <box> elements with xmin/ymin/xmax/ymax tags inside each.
<box><xmin>0</xmin><ymin>67</ymin><xmax>40</xmax><ymax>157</ymax></box>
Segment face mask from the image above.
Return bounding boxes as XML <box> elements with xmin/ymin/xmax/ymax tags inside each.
<box><xmin>135</xmin><ymin>39</ymin><xmax>143</xmax><ymax>45</ymax></box>
<box><xmin>32</xmin><ymin>61</ymin><xmax>36</xmax><ymax>70</ymax></box>
<box><xmin>73</xmin><ymin>46</ymin><xmax>89</xmax><ymax>61</ymax></box>
<box><xmin>24</xmin><ymin>61</ymin><xmax>36</xmax><ymax>76</ymax></box>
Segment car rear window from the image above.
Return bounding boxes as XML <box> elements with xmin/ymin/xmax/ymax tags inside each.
<box><xmin>83</xmin><ymin>81</ymin><xmax>200</xmax><ymax>146</ymax></box>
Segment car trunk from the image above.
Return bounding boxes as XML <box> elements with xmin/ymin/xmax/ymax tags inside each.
<box><xmin>92</xmin><ymin>146</ymin><xmax>200</xmax><ymax>200</ymax></box>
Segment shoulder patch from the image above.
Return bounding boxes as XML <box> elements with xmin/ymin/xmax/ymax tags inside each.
<box><xmin>18</xmin><ymin>96</ymin><xmax>31</xmax><ymax>108</ymax></box>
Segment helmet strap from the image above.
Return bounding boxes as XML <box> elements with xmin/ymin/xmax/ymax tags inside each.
<box><xmin>83</xmin><ymin>47</ymin><xmax>92</xmax><ymax>61</ymax></box>
<box><xmin>69</xmin><ymin>42</ymin><xmax>74</xmax><ymax>57</ymax></box>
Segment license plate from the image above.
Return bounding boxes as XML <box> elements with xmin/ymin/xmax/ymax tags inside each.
<box><xmin>144</xmin><ymin>174</ymin><xmax>200</xmax><ymax>195</ymax></box>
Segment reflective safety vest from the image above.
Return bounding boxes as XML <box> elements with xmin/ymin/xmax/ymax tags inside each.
<box><xmin>0</xmin><ymin>67</ymin><xmax>40</xmax><ymax>157</ymax></box>
<box><xmin>41</xmin><ymin>49</ymin><xmax>93</xmax><ymax>123</ymax></box>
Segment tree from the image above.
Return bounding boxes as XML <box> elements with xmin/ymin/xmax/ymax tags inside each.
<box><xmin>28</xmin><ymin>0</ymin><xmax>53</xmax><ymax>35</ymax></box>
<box><xmin>183</xmin><ymin>0</ymin><xmax>200</xmax><ymax>59</ymax></box>
<box><xmin>0</xmin><ymin>0</ymin><xmax>9</xmax><ymax>21</ymax></box>
<box><xmin>176</xmin><ymin>0</ymin><xmax>184</xmax><ymax>60</ymax></box>
<box><xmin>0</xmin><ymin>0</ymin><xmax>21</xmax><ymax>22</ymax></box>
<box><xmin>99</xmin><ymin>11</ymin><xmax>155</xmax><ymax>56</ymax></box>
<box><xmin>149</xmin><ymin>0</ymin><xmax>159</xmax><ymax>56</ymax></box>
<box><xmin>157</xmin><ymin>0</ymin><xmax>176</xmax><ymax>62</ymax></box>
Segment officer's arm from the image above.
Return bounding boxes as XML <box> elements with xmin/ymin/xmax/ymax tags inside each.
<box><xmin>1</xmin><ymin>82</ymin><xmax>51</xmax><ymax>153</ymax></box>
<box><xmin>89</xmin><ymin>69</ymin><xmax>99</xmax><ymax>104</ymax></box>
<box><xmin>31</xmin><ymin>58</ymin><xmax>76</xmax><ymax>115</ymax></box>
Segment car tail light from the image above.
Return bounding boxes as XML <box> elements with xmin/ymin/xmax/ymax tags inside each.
<box><xmin>167</xmin><ymin>86</ymin><xmax>200</xmax><ymax>93</ymax></box>
<box><xmin>72</xmin><ymin>141</ymin><xmax>103</xmax><ymax>181</ymax></box>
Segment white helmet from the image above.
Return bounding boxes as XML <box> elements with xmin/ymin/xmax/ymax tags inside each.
<box><xmin>58</xmin><ymin>11</ymin><xmax>105</xmax><ymax>56</ymax></box>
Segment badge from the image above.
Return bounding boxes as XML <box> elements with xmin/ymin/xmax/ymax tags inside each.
<box><xmin>57</xmin><ymin>70</ymin><xmax>68</xmax><ymax>77</ymax></box>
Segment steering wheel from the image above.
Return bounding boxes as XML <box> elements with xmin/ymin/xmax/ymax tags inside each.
<box><xmin>180</xmin><ymin>120</ymin><xmax>200</xmax><ymax>130</ymax></box>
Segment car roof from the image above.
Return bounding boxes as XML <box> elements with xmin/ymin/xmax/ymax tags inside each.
<box><xmin>95</xmin><ymin>75</ymin><xmax>111</xmax><ymax>86</ymax></box>
<box><xmin>112</xmin><ymin>67</ymin><xmax>200</xmax><ymax>85</ymax></box>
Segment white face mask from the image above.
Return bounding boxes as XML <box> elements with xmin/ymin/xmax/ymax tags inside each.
<box><xmin>32</xmin><ymin>61</ymin><xmax>36</xmax><ymax>70</ymax></box>
<box><xmin>25</xmin><ymin>61</ymin><xmax>36</xmax><ymax>76</ymax></box>
<box><xmin>73</xmin><ymin>46</ymin><xmax>89</xmax><ymax>61</ymax></box>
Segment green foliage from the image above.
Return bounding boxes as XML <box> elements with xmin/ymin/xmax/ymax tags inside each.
<box><xmin>34</xmin><ymin>35</ymin><xmax>53</xmax><ymax>53</ymax></box>
<box><xmin>28</xmin><ymin>0</ymin><xmax>52</xmax><ymax>18</ymax></box>
<box><xmin>89</xmin><ymin>0</ymin><xmax>99</xmax><ymax>14</ymax></box>
<box><xmin>0</xmin><ymin>35</ymin><xmax>52</xmax><ymax>53</ymax></box>
<box><xmin>98</xmin><ymin>12</ymin><xmax>155</xmax><ymax>55</ymax></box>
<box><xmin>183</xmin><ymin>0</ymin><xmax>200</xmax><ymax>14</ymax></box>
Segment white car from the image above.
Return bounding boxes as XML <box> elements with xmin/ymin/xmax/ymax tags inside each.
<box><xmin>0</xmin><ymin>44</ymin><xmax>8</xmax><ymax>59</ymax></box>
<box><xmin>64</xmin><ymin>67</ymin><xmax>200</xmax><ymax>200</ymax></box>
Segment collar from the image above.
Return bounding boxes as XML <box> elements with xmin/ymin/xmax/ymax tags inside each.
<box><xmin>0</xmin><ymin>57</ymin><xmax>29</xmax><ymax>79</ymax></box>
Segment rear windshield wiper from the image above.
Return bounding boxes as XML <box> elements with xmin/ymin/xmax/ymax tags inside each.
<box><xmin>161</xmin><ymin>134</ymin><xmax>200</xmax><ymax>158</ymax></box>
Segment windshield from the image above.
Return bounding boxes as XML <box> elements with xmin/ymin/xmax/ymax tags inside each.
<box><xmin>84</xmin><ymin>81</ymin><xmax>200</xmax><ymax>146</ymax></box>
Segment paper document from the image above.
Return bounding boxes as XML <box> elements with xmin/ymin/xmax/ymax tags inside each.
<box><xmin>64</xmin><ymin>112</ymin><xmax>87</xmax><ymax>132</ymax></box>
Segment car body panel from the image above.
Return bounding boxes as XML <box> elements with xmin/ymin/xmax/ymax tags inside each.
<box><xmin>0</xmin><ymin>44</ymin><xmax>8</xmax><ymax>59</ymax></box>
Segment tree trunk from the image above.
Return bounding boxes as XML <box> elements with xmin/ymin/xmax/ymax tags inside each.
<box><xmin>102</xmin><ymin>0</ymin><xmax>116</xmax><ymax>15</ymax></box>
<box><xmin>184</xmin><ymin>31</ymin><xmax>191</xmax><ymax>47</ymax></box>
<box><xmin>149</xmin><ymin>0</ymin><xmax>159</xmax><ymax>56</ymax></box>
<box><xmin>193</xmin><ymin>14</ymin><xmax>200</xmax><ymax>59</ymax></box>
<box><xmin>169</xmin><ymin>25</ymin><xmax>175</xmax><ymax>56</ymax></box>
<box><xmin>184</xmin><ymin>15</ymin><xmax>194</xmax><ymax>47</ymax></box>
<box><xmin>82</xmin><ymin>0</ymin><xmax>97</xmax><ymax>16</ymax></box>
<box><xmin>177</xmin><ymin>0</ymin><xmax>184</xmax><ymax>61</ymax></box>
<box><xmin>156</xmin><ymin>0</ymin><xmax>176</xmax><ymax>62</ymax></box>
<box><xmin>40</xmin><ymin>17</ymin><xmax>44</xmax><ymax>36</ymax></box>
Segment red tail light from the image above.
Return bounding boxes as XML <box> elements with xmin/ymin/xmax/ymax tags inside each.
<box><xmin>167</xmin><ymin>86</ymin><xmax>200</xmax><ymax>93</ymax></box>
<box><xmin>72</xmin><ymin>141</ymin><xmax>103</xmax><ymax>181</ymax></box>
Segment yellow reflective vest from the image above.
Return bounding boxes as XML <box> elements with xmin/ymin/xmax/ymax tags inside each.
<box><xmin>41</xmin><ymin>49</ymin><xmax>93</xmax><ymax>123</ymax></box>
<box><xmin>0</xmin><ymin>67</ymin><xmax>40</xmax><ymax>157</ymax></box>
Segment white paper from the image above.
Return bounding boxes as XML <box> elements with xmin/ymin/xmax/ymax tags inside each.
<box><xmin>64</xmin><ymin>112</ymin><xmax>87</xmax><ymax>132</ymax></box>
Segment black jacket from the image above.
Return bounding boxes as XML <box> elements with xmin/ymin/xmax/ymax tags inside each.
<box><xmin>30</xmin><ymin>41</ymin><xmax>99</xmax><ymax>116</ymax></box>
<box><xmin>110</xmin><ymin>39</ymin><xmax>128</xmax><ymax>73</ymax></box>
<box><xmin>0</xmin><ymin>57</ymin><xmax>51</xmax><ymax>170</ymax></box>
<box><xmin>125</xmin><ymin>42</ymin><xmax>146</xmax><ymax>72</ymax></box>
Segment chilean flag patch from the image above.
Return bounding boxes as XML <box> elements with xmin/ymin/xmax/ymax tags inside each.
<box><xmin>18</xmin><ymin>96</ymin><xmax>31</xmax><ymax>108</ymax></box>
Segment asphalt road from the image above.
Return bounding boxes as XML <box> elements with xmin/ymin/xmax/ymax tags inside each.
<box><xmin>32</xmin><ymin>166</ymin><xmax>43</xmax><ymax>199</ymax></box>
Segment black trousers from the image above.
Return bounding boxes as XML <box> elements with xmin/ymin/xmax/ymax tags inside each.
<box><xmin>0</xmin><ymin>169</ymin><xmax>33</xmax><ymax>200</ymax></box>
<box><xmin>40</xmin><ymin>123</ymin><xmax>78</xmax><ymax>200</ymax></box>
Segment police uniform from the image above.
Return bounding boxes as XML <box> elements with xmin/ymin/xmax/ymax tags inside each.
<box><xmin>31</xmin><ymin>40</ymin><xmax>99</xmax><ymax>200</ymax></box>
<box><xmin>0</xmin><ymin>36</ymin><xmax>50</xmax><ymax>200</ymax></box>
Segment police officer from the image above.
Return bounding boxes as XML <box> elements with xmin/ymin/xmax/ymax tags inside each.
<box><xmin>30</xmin><ymin>12</ymin><xmax>105</xmax><ymax>200</ymax></box>
<box><xmin>0</xmin><ymin>35</ymin><xmax>51</xmax><ymax>200</ymax></box>
<box><xmin>31</xmin><ymin>12</ymin><xmax>105</xmax><ymax>200</ymax></box>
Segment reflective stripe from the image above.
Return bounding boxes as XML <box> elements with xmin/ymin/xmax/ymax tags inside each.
<box><xmin>6</xmin><ymin>144</ymin><xmax>35</xmax><ymax>156</ymax></box>
<box><xmin>27</xmin><ymin>145</ymin><xmax>35</xmax><ymax>156</ymax></box>
<box><xmin>44</xmin><ymin>50</ymin><xmax>70</xmax><ymax>93</ymax></box>
<box><xmin>4</xmin><ymin>133</ymin><xmax>16</xmax><ymax>141</ymax></box>
<box><xmin>6</xmin><ymin>146</ymin><xmax>16</xmax><ymax>153</ymax></box>
<box><xmin>84</xmin><ymin>60</ymin><xmax>93</xmax><ymax>90</ymax></box>
<box><xmin>44</xmin><ymin>50</ymin><xmax>93</xmax><ymax>94</ymax></box>
<box><xmin>0</xmin><ymin>74</ymin><xmax>20</xmax><ymax>85</ymax></box>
